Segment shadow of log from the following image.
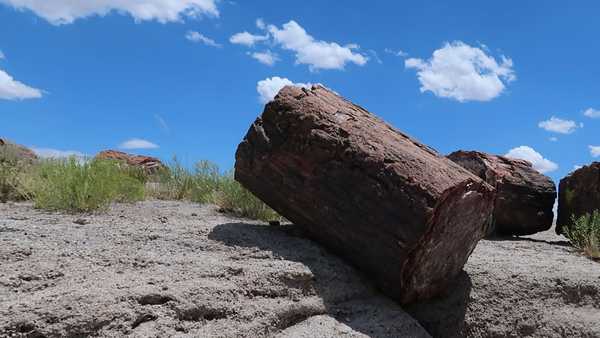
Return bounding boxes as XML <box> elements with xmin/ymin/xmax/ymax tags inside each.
<box><xmin>404</xmin><ymin>271</ymin><xmax>472</xmax><ymax>338</ymax></box>
<box><xmin>209</xmin><ymin>222</ymin><xmax>470</xmax><ymax>337</ymax></box>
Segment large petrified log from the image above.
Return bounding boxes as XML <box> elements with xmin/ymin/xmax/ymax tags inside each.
<box><xmin>235</xmin><ymin>85</ymin><xmax>495</xmax><ymax>304</ymax></box>
<box><xmin>557</xmin><ymin>162</ymin><xmax>600</xmax><ymax>234</ymax></box>
<box><xmin>448</xmin><ymin>150</ymin><xmax>556</xmax><ymax>236</ymax></box>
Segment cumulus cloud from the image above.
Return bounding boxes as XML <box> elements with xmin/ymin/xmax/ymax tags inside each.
<box><xmin>119</xmin><ymin>138</ymin><xmax>159</xmax><ymax>150</ymax></box>
<box><xmin>256</xmin><ymin>76</ymin><xmax>311</xmax><ymax>104</ymax></box>
<box><xmin>32</xmin><ymin>147</ymin><xmax>86</xmax><ymax>160</ymax></box>
<box><xmin>505</xmin><ymin>146</ymin><xmax>558</xmax><ymax>174</ymax></box>
<box><xmin>538</xmin><ymin>116</ymin><xmax>580</xmax><ymax>134</ymax></box>
<box><xmin>384</xmin><ymin>48</ymin><xmax>408</xmax><ymax>57</ymax></box>
<box><xmin>0</xmin><ymin>0</ymin><xmax>219</xmax><ymax>25</ymax></box>
<box><xmin>267</xmin><ymin>20</ymin><xmax>368</xmax><ymax>71</ymax></box>
<box><xmin>0</xmin><ymin>69</ymin><xmax>43</xmax><ymax>100</ymax></box>
<box><xmin>590</xmin><ymin>145</ymin><xmax>600</xmax><ymax>158</ymax></box>
<box><xmin>185</xmin><ymin>31</ymin><xmax>221</xmax><ymax>47</ymax></box>
<box><xmin>405</xmin><ymin>41</ymin><xmax>515</xmax><ymax>102</ymax></box>
<box><xmin>229</xmin><ymin>31</ymin><xmax>268</xmax><ymax>47</ymax></box>
<box><xmin>583</xmin><ymin>108</ymin><xmax>600</xmax><ymax>118</ymax></box>
<box><xmin>249</xmin><ymin>50</ymin><xmax>279</xmax><ymax>66</ymax></box>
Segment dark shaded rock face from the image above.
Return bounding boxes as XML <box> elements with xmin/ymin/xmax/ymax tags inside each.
<box><xmin>95</xmin><ymin>150</ymin><xmax>164</xmax><ymax>174</ymax></box>
<box><xmin>448</xmin><ymin>150</ymin><xmax>556</xmax><ymax>237</ymax></box>
<box><xmin>235</xmin><ymin>85</ymin><xmax>495</xmax><ymax>304</ymax></box>
<box><xmin>557</xmin><ymin>162</ymin><xmax>600</xmax><ymax>234</ymax></box>
<box><xmin>0</xmin><ymin>138</ymin><xmax>38</xmax><ymax>163</ymax></box>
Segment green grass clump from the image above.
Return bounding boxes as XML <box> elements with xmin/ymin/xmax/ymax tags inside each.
<box><xmin>151</xmin><ymin>159</ymin><xmax>279</xmax><ymax>222</ymax></box>
<box><xmin>0</xmin><ymin>146</ymin><xmax>34</xmax><ymax>202</ymax></box>
<box><xmin>31</xmin><ymin>158</ymin><xmax>145</xmax><ymax>212</ymax></box>
<box><xmin>565</xmin><ymin>210</ymin><xmax>600</xmax><ymax>260</ymax></box>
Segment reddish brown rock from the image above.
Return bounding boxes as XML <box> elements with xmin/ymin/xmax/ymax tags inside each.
<box><xmin>448</xmin><ymin>150</ymin><xmax>556</xmax><ymax>237</ymax></box>
<box><xmin>95</xmin><ymin>150</ymin><xmax>164</xmax><ymax>174</ymax></box>
<box><xmin>557</xmin><ymin>162</ymin><xmax>600</xmax><ymax>235</ymax></box>
<box><xmin>235</xmin><ymin>85</ymin><xmax>495</xmax><ymax>304</ymax></box>
<box><xmin>0</xmin><ymin>137</ymin><xmax>38</xmax><ymax>163</ymax></box>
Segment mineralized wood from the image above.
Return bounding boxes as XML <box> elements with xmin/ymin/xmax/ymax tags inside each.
<box><xmin>557</xmin><ymin>162</ymin><xmax>600</xmax><ymax>234</ymax></box>
<box><xmin>448</xmin><ymin>150</ymin><xmax>556</xmax><ymax>236</ymax></box>
<box><xmin>235</xmin><ymin>86</ymin><xmax>495</xmax><ymax>303</ymax></box>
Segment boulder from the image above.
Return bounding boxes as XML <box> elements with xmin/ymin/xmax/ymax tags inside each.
<box><xmin>235</xmin><ymin>85</ymin><xmax>495</xmax><ymax>304</ymax></box>
<box><xmin>0</xmin><ymin>138</ymin><xmax>38</xmax><ymax>163</ymax></box>
<box><xmin>557</xmin><ymin>162</ymin><xmax>600</xmax><ymax>234</ymax></box>
<box><xmin>448</xmin><ymin>150</ymin><xmax>556</xmax><ymax>236</ymax></box>
<box><xmin>95</xmin><ymin>150</ymin><xmax>164</xmax><ymax>174</ymax></box>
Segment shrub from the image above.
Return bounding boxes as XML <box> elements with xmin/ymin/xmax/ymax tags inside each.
<box><xmin>213</xmin><ymin>171</ymin><xmax>280</xmax><ymax>222</ymax></box>
<box><xmin>0</xmin><ymin>146</ymin><xmax>34</xmax><ymax>202</ymax></box>
<box><xmin>150</xmin><ymin>159</ymin><xmax>279</xmax><ymax>222</ymax></box>
<box><xmin>565</xmin><ymin>210</ymin><xmax>600</xmax><ymax>259</ymax></box>
<box><xmin>31</xmin><ymin>158</ymin><xmax>145</xmax><ymax>212</ymax></box>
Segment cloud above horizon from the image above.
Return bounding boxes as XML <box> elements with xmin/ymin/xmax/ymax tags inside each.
<box><xmin>267</xmin><ymin>20</ymin><xmax>368</xmax><ymax>71</ymax></box>
<box><xmin>249</xmin><ymin>50</ymin><xmax>279</xmax><ymax>66</ymax></box>
<box><xmin>590</xmin><ymin>145</ymin><xmax>600</xmax><ymax>158</ymax></box>
<box><xmin>32</xmin><ymin>147</ymin><xmax>86</xmax><ymax>159</ymax></box>
<box><xmin>405</xmin><ymin>41</ymin><xmax>515</xmax><ymax>102</ymax></box>
<box><xmin>0</xmin><ymin>68</ymin><xmax>43</xmax><ymax>100</ymax></box>
<box><xmin>119</xmin><ymin>138</ymin><xmax>159</xmax><ymax>150</ymax></box>
<box><xmin>229</xmin><ymin>31</ymin><xmax>268</xmax><ymax>47</ymax></box>
<box><xmin>185</xmin><ymin>30</ymin><xmax>221</xmax><ymax>47</ymax></box>
<box><xmin>538</xmin><ymin>116</ymin><xmax>581</xmax><ymax>134</ymax></box>
<box><xmin>256</xmin><ymin>76</ymin><xmax>311</xmax><ymax>104</ymax></box>
<box><xmin>505</xmin><ymin>146</ymin><xmax>558</xmax><ymax>174</ymax></box>
<box><xmin>583</xmin><ymin>108</ymin><xmax>600</xmax><ymax>118</ymax></box>
<box><xmin>0</xmin><ymin>0</ymin><xmax>219</xmax><ymax>25</ymax></box>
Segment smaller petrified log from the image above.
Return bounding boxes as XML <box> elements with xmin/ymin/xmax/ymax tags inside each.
<box><xmin>95</xmin><ymin>150</ymin><xmax>164</xmax><ymax>174</ymax></box>
<box><xmin>557</xmin><ymin>162</ymin><xmax>600</xmax><ymax>234</ymax></box>
<box><xmin>235</xmin><ymin>85</ymin><xmax>495</xmax><ymax>304</ymax></box>
<box><xmin>448</xmin><ymin>151</ymin><xmax>556</xmax><ymax>236</ymax></box>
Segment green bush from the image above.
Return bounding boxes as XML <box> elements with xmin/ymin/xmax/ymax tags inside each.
<box><xmin>0</xmin><ymin>146</ymin><xmax>34</xmax><ymax>202</ymax></box>
<box><xmin>31</xmin><ymin>158</ymin><xmax>145</xmax><ymax>212</ymax></box>
<box><xmin>151</xmin><ymin>159</ymin><xmax>279</xmax><ymax>222</ymax></box>
<box><xmin>565</xmin><ymin>210</ymin><xmax>600</xmax><ymax>259</ymax></box>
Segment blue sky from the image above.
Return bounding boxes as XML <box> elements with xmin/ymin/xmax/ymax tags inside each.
<box><xmin>0</xmin><ymin>1</ymin><xmax>599</xmax><ymax>183</ymax></box>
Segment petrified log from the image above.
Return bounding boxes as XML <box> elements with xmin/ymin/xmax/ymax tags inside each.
<box><xmin>557</xmin><ymin>162</ymin><xmax>600</xmax><ymax>234</ymax></box>
<box><xmin>95</xmin><ymin>150</ymin><xmax>165</xmax><ymax>174</ymax></box>
<box><xmin>0</xmin><ymin>137</ymin><xmax>38</xmax><ymax>163</ymax></box>
<box><xmin>235</xmin><ymin>85</ymin><xmax>495</xmax><ymax>304</ymax></box>
<box><xmin>448</xmin><ymin>150</ymin><xmax>556</xmax><ymax>236</ymax></box>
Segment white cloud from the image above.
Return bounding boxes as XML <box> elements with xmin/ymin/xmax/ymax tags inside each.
<box><xmin>256</xmin><ymin>18</ymin><xmax>265</xmax><ymax>29</ymax></box>
<box><xmin>256</xmin><ymin>76</ymin><xmax>311</xmax><ymax>104</ymax></box>
<box><xmin>505</xmin><ymin>146</ymin><xmax>558</xmax><ymax>174</ymax></box>
<box><xmin>0</xmin><ymin>0</ymin><xmax>219</xmax><ymax>25</ymax></box>
<box><xmin>267</xmin><ymin>20</ymin><xmax>368</xmax><ymax>71</ymax></box>
<box><xmin>405</xmin><ymin>41</ymin><xmax>515</xmax><ymax>102</ymax></box>
<box><xmin>32</xmin><ymin>147</ymin><xmax>85</xmax><ymax>159</ymax></box>
<box><xmin>590</xmin><ymin>145</ymin><xmax>600</xmax><ymax>158</ymax></box>
<box><xmin>0</xmin><ymin>51</ymin><xmax>4</xmax><ymax>59</ymax></box>
<box><xmin>0</xmin><ymin>69</ymin><xmax>43</xmax><ymax>100</ymax></box>
<box><xmin>119</xmin><ymin>138</ymin><xmax>159</xmax><ymax>150</ymax></box>
<box><xmin>384</xmin><ymin>48</ymin><xmax>408</xmax><ymax>57</ymax></box>
<box><xmin>538</xmin><ymin>116</ymin><xmax>580</xmax><ymax>134</ymax></box>
<box><xmin>185</xmin><ymin>31</ymin><xmax>221</xmax><ymax>47</ymax></box>
<box><xmin>583</xmin><ymin>108</ymin><xmax>600</xmax><ymax>118</ymax></box>
<box><xmin>549</xmin><ymin>137</ymin><xmax>558</xmax><ymax>142</ymax></box>
<box><xmin>229</xmin><ymin>31</ymin><xmax>268</xmax><ymax>47</ymax></box>
<box><xmin>573</xmin><ymin>164</ymin><xmax>583</xmax><ymax>171</ymax></box>
<box><xmin>249</xmin><ymin>50</ymin><xmax>279</xmax><ymax>66</ymax></box>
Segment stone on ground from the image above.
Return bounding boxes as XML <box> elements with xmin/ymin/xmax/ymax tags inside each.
<box><xmin>448</xmin><ymin>150</ymin><xmax>556</xmax><ymax>236</ymax></box>
<box><xmin>557</xmin><ymin>162</ymin><xmax>600</xmax><ymax>234</ymax></box>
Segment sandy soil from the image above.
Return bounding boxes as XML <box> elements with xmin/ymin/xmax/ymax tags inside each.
<box><xmin>1</xmin><ymin>200</ymin><xmax>599</xmax><ymax>338</ymax></box>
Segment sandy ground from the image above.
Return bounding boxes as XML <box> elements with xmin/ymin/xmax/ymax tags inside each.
<box><xmin>1</xmin><ymin>200</ymin><xmax>599</xmax><ymax>338</ymax></box>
